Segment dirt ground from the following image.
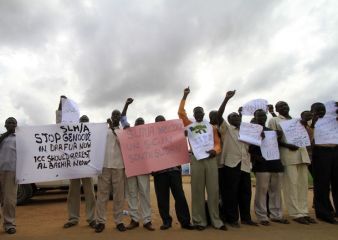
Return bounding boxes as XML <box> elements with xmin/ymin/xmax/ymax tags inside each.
<box><xmin>2</xmin><ymin>177</ymin><xmax>338</xmax><ymax>240</ymax></box>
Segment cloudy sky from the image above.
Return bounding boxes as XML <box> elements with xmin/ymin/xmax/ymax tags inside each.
<box><xmin>0</xmin><ymin>0</ymin><xmax>337</xmax><ymax>131</ymax></box>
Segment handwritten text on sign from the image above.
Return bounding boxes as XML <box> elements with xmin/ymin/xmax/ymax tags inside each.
<box><xmin>117</xmin><ymin>119</ymin><xmax>190</xmax><ymax>177</ymax></box>
<box><xmin>260</xmin><ymin>131</ymin><xmax>280</xmax><ymax>160</ymax></box>
<box><xmin>279</xmin><ymin>119</ymin><xmax>310</xmax><ymax>147</ymax></box>
<box><xmin>16</xmin><ymin>123</ymin><xmax>107</xmax><ymax>184</ymax></box>
<box><xmin>239</xmin><ymin>122</ymin><xmax>263</xmax><ymax>146</ymax></box>
<box><xmin>242</xmin><ymin>99</ymin><xmax>268</xmax><ymax>116</ymax></box>
<box><xmin>314</xmin><ymin>116</ymin><xmax>338</xmax><ymax>144</ymax></box>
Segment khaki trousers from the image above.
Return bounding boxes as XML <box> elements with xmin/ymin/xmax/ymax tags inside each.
<box><xmin>126</xmin><ymin>175</ymin><xmax>151</xmax><ymax>224</ymax></box>
<box><xmin>0</xmin><ymin>171</ymin><xmax>17</xmax><ymax>231</ymax></box>
<box><xmin>96</xmin><ymin>168</ymin><xmax>126</xmax><ymax>225</ymax></box>
<box><xmin>67</xmin><ymin>177</ymin><xmax>96</xmax><ymax>224</ymax></box>
<box><xmin>283</xmin><ymin>164</ymin><xmax>309</xmax><ymax>218</ymax></box>
<box><xmin>254</xmin><ymin>172</ymin><xmax>283</xmax><ymax>221</ymax></box>
<box><xmin>191</xmin><ymin>156</ymin><xmax>223</xmax><ymax>228</ymax></box>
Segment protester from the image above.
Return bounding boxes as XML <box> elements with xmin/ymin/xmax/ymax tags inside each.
<box><xmin>152</xmin><ymin>115</ymin><xmax>194</xmax><ymax>230</ymax></box>
<box><xmin>268</xmin><ymin>101</ymin><xmax>316</xmax><ymax>224</ymax></box>
<box><xmin>0</xmin><ymin>117</ymin><xmax>18</xmax><ymax>234</ymax></box>
<box><xmin>95</xmin><ymin>108</ymin><xmax>127</xmax><ymax>233</ymax></box>
<box><xmin>63</xmin><ymin>115</ymin><xmax>96</xmax><ymax>229</ymax></box>
<box><xmin>310</xmin><ymin>102</ymin><xmax>338</xmax><ymax>224</ymax></box>
<box><xmin>217</xmin><ymin>90</ymin><xmax>258</xmax><ymax>228</ymax></box>
<box><xmin>120</xmin><ymin>98</ymin><xmax>155</xmax><ymax>231</ymax></box>
<box><xmin>56</xmin><ymin>97</ymin><xmax>96</xmax><ymax>229</ymax></box>
<box><xmin>178</xmin><ymin>87</ymin><xmax>226</xmax><ymax>231</ymax></box>
<box><xmin>250</xmin><ymin>109</ymin><xmax>289</xmax><ymax>226</ymax></box>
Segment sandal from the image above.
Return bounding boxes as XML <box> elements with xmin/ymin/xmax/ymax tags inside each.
<box><xmin>293</xmin><ymin>217</ymin><xmax>309</xmax><ymax>225</ymax></box>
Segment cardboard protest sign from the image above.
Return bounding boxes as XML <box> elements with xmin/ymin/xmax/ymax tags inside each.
<box><xmin>186</xmin><ymin>120</ymin><xmax>214</xmax><ymax>160</ymax></box>
<box><xmin>260</xmin><ymin>131</ymin><xmax>280</xmax><ymax>160</ymax></box>
<box><xmin>279</xmin><ymin>119</ymin><xmax>310</xmax><ymax>147</ymax></box>
<box><xmin>16</xmin><ymin>123</ymin><xmax>107</xmax><ymax>184</ymax></box>
<box><xmin>62</xmin><ymin>98</ymin><xmax>80</xmax><ymax>123</ymax></box>
<box><xmin>117</xmin><ymin>119</ymin><xmax>190</xmax><ymax>177</ymax></box>
<box><xmin>239</xmin><ymin>122</ymin><xmax>263</xmax><ymax>146</ymax></box>
<box><xmin>242</xmin><ymin>99</ymin><xmax>268</xmax><ymax>116</ymax></box>
<box><xmin>314</xmin><ymin>116</ymin><xmax>338</xmax><ymax>144</ymax></box>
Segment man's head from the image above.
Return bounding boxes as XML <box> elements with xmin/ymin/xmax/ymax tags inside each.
<box><xmin>155</xmin><ymin>115</ymin><xmax>166</xmax><ymax>122</ymax></box>
<box><xmin>275</xmin><ymin>101</ymin><xmax>290</xmax><ymax>116</ymax></box>
<box><xmin>79</xmin><ymin>115</ymin><xmax>89</xmax><ymax>123</ymax></box>
<box><xmin>5</xmin><ymin>117</ymin><xmax>17</xmax><ymax>133</ymax></box>
<box><xmin>227</xmin><ymin>112</ymin><xmax>241</xmax><ymax>128</ymax></box>
<box><xmin>301</xmin><ymin>110</ymin><xmax>313</xmax><ymax>121</ymax></box>
<box><xmin>135</xmin><ymin>117</ymin><xmax>145</xmax><ymax>126</ymax></box>
<box><xmin>111</xmin><ymin>110</ymin><xmax>121</xmax><ymax>126</ymax></box>
<box><xmin>311</xmin><ymin>102</ymin><xmax>326</xmax><ymax>118</ymax></box>
<box><xmin>209</xmin><ymin>110</ymin><xmax>218</xmax><ymax>125</ymax></box>
<box><xmin>254</xmin><ymin>109</ymin><xmax>267</xmax><ymax>126</ymax></box>
<box><xmin>193</xmin><ymin>106</ymin><xmax>205</xmax><ymax>122</ymax></box>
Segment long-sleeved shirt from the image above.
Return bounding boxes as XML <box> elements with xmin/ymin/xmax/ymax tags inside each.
<box><xmin>0</xmin><ymin>133</ymin><xmax>16</xmax><ymax>172</ymax></box>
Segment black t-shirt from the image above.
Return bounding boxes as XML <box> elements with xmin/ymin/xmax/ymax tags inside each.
<box><xmin>249</xmin><ymin>127</ymin><xmax>284</xmax><ymax>173</ymax></box>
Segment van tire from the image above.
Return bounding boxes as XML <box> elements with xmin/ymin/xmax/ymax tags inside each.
<box><xmin>17</xmin><ymin>184</ymin><xmax>33</xmax><ymax>205</ymax></box>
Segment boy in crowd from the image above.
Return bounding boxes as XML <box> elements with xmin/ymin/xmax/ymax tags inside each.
<box><xmin>250</xmin><ymin>109</ymin><xmax>289</xmax><ymax>226</ymax></box>
<box><xmin>310</xmin><ymin>102</ymin><xmax>338</xmax><ymax>224</ymax></box>
<box><xmin>217</xmin><ymin>90</ymin><xmax>258</xmax><ymax>227</ymax></box>
<box><xmin>120</xmin><ymin>98</ymin><xmax>155</xmax><ymax>231</ymax></box>
<box><xmin>178</xmin><ymin>87</ymin><xmax>226</xmax><ymax>231</ymax></box>
<box><xmin>153</xmin><ymin>115</ymin><xmax>193</xmax><ymax>230</ymax></box>
<box><xmin>0</xmin><ymin>117</ymin><xmax>18</xmax><ymax>234</ymax></box>
<box><xmin>95</xmin><ymin>108</ymin><xmax>127</xmax><ymax>233</ymax></box>
<box><xmin>268</xmin><ymin>101</ymin><xmax>316</xmax><ymax>224</ymax></box>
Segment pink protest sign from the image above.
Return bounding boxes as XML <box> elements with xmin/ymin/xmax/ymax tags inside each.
<box><xmin>117</xmin><ymin>119</ymin><xmax>190</xmax><ymax>177</ymax></box>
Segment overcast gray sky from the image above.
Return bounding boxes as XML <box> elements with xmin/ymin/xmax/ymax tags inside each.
<box><xmin>0</xmin><ymin>0</ymin><xmax>337</xmax><ymax>131</ymax></box>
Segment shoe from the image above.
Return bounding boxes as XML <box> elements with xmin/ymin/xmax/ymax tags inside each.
<box><xmin>160</xmin><ymin>223</ymin><xmax>172</xmax><ymax>230</ymax></box>
<box><xmin>95</xmin><ymin>223</ymin><xmax>105</xmax><ymax>233</ymax></box>
<box><xmin>271</xmin><ymin>218</ymin><xmax>290</xmax><ymax>224</ymax></box>
<box><xmin>195</xmin><ymin>225</ymin><xmax>206</xmax><ymax>231</ymax></box>
<box><xmin>318</xmin><ymin>217</ymin><xmax>338</xmax><ymax>224</ymax></box>
<box><xmin>228</xmin><ymin>222</ymin><xmax>240</xmax><ymax>228</ymax></box>
<box><xmin>260</xmin><ymin>220</ymin><xmax>270</xmax><ymax>226</ymax></box>
<box><xmin>217</xmin><ymin>225</ymin><xmax>228</xmax><ymax>231</ymax></box>
<box><xmin>89</xmin><ymin>221</ymin><xmax>96</xmax><ymax>229</ymax></box>
<box><xmin>143</xmin><ymin>222</ymin><xmax>155</xmax><ymax>231</ymax></box>
<box><xmin>293</xmin><ymin>217</ymin><xmax>309</xmax><ymax>225</ymax></box>
<box><xmin>126</xmin><ymin>220</ymin><xmax>139</xmax><ymax>230</ymax></box>
<box><xmin>181</xmin><ymin>224</ymin><xmax>194</xmax><ymax>230</ymax></box>
<box><xmin>6</xmin><ymin>228</ymin><xmax>16</xmax><ymax>234</ymax></box>
<box><xmin>63</xmin><ymin>221</ymin><xmax>78</xmax><ymax>228</ymax></box>
<box><xmin>116</xmin><ymin>223</ymin><xmax>127</xmax><ymax>232</ymax></box>
<box><xmin>241</xmin><ymin>220</ymin><xmax>259</xmax><ymax>226</ymax></box>
<box><xmin>304</xmin><ymin>216</ymin><xmax>317</xmax><ymax>224</ymax></box>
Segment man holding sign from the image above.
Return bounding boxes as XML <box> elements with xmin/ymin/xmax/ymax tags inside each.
<box><xmin>249</xmin><ymin>109</ymin><xmax>287</xmax><ymax>226</ymax></box>
<box><xmin>178</xmin><ymin>87</ymin><xmax>226</xmax><ymax>231</ymax></box>
<box><xmin>268</xmin><ymin>101</ymin><xmax>315</xmax><ymax>224</ymax></box>
<box><xmin>310</xmin><ymin>102</ymin><xmax>338</xmax><ymax>224</ymax></box>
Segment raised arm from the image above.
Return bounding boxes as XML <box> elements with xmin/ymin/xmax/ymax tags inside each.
<box><xmin>217</xmin><ymin>90</ymin><xmax>236</xmax><ymax>125</ymax></box>
<box><xmin>267</xmin><ymin>104</ymin><xmax>277</xmax><ymax>117</ymax></box>
<box><xmin>120</xmin><ymin>98</ymin><xmax>133</xmax><ymax>129</ymax></box>
<box><xmin>178</xmin><ymin>87</ymin><xmax>192</xmax><ymax>127</ymax></box>
<box><xmin>56</xmin><ymin>95</ymin><xmax>67</xmax><ymax>124</ymax></box>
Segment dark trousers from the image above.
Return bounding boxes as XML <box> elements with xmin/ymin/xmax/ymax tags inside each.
<box><xmin>222</xmin><ymin>163</ymin><xmax>252</xmax><ymax>223</ymax></box>
<box><xmin>313</xmin><ymin>146</ymin><xmax>338</xmax><ymax>221</ymax></box>
<box><xmin>218</xmin><ymin>167</ymin><xmax>226</xmax><ymax>222</ymax></box>
<box><xmin>154</xmin><ymin>170</ymin><xmax>191</xmax><ymax>226</ymax></box>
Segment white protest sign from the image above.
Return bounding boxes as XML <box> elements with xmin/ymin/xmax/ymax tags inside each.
<box><xmin>325</xmin><ymin>101</ymin><xmax>337</xmax><ymax>117</ymax></box>
<box><xmin>187</xmin><ymin>121</ymin><xmax>214</xmax><ymax>160</ymax></box>
<box><xmin>62</xmin><ymin>98</ymin><xmax>80</xmax><ymax>123</ymax></box>
<box><xmin>242</xmin><ymin>99</ymin><xmax>268</xmax><ymax>116</ymax></box>
<box><xmin>314</xmin><ymin>116</ymin><xmax>338</xmax><ymax>144</ymax></box>
<box><xmin>16</xmin><ymin>123</ymin><xmax>107</xmax><ymax>184</ymax></box>
<box><xmin>260</xmin><ymin>131</ymin><xmax>280</xmax><ymax>160</ymax></box>
<box><xmin>238</xmin><ymin>122</ymin><xmax>263</xmax><ymax>146</ymax></box>
<box><xmin>279</xmin><ymin>119</ymin><xmax>310</xmax><ymax>147</ymax></box>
